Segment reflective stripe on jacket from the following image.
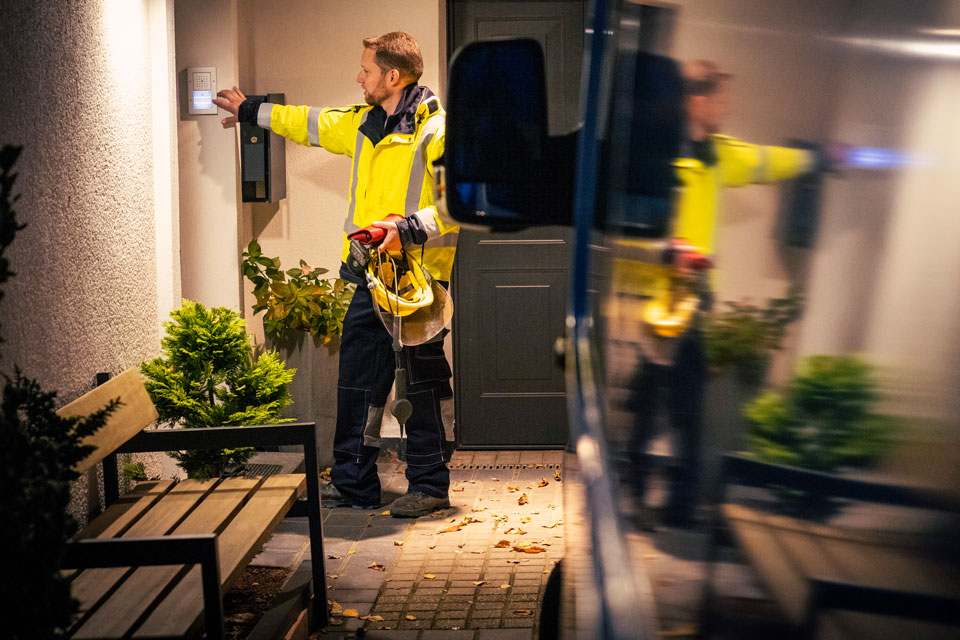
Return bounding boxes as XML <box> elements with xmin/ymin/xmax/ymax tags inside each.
<box><xmin>257</xmin><ymin>93</ymin><xmax>457</xmax><ymax>281</ymax></box>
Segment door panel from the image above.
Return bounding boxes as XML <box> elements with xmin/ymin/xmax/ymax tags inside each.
<box><xmin>451</xmin><ymin>0</ymin><xmax>583</xmax><ymax>448</ymax></box>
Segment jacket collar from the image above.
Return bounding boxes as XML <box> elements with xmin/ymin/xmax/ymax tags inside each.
<box><xmin>359</xmin><ymin>84</ymin><xmax>438</xmax><ymax>146</ymax></box>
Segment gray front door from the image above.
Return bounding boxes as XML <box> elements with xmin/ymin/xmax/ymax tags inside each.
<box><xmin>450</xmin><ymin>0</ymin><xmax>585</xmax><ymax>448</ymax></box>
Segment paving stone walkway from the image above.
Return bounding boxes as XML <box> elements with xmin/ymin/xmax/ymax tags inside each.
<box><xmin>252</xmin><ymin>450</ymin><xmax>565</xmax><ymax>640</ymax></box>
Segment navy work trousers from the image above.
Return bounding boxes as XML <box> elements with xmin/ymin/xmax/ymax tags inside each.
<box><xmin>627</xmin><ymin>328</ymin><xmax>705</xmax><ymax>521</ymax></box>
<box><xmin>331</xmin><ymin>282</ymin><xmax>455</xmax><ymax>507</ymax></box>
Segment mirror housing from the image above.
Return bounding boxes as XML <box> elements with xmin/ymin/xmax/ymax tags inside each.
<box><xmin>438</xmin><ymin>38</ymin><xmax>575</xmax><ymax>228</ymax></box>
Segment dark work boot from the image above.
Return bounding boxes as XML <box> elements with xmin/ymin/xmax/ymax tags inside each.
<box><xmin>387</xmin><ymin>491</ymin><xmax>450</xmax><ymax>517</ymax></box>
<box><xmin>320</xmin><ymin>483</ymin><xmax>378</xmax><ymax>510</ymax></box>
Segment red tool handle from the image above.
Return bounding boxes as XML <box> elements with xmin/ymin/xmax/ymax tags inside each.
<box><xmin>348</xmin><ymin>225</ymin><xmax>387</xmax><ymax>245</ymax></box>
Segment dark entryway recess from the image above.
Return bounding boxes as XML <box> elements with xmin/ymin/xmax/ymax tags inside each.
<box><xmin>449</xmin><ymin>0</ymin><xmax>585</xmax><ymax>449</ymax></box>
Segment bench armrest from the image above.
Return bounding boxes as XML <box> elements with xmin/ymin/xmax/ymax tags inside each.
<box><xmin>803</xmin><ymin>578</ymin><xmax>960</xmax><ymax>636</ymax></box>
<box><xmin>718</xmin><ymin>453</ymin><xmax>955</xmax><ymax>511</ymax></box>
<box><xmin>64</xmin><ymin>535</ymin><xmax>225</xmax><ymax>640</ymax></box>
<box><xmin>116</xmin><ymin>421</ymin><xmax>317</xmax><ymax>453</ymax></box>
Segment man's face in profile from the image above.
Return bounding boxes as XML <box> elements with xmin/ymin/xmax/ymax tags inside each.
<box><xmin>358</xmin><ymin>47</ymin><xmax>390</xmax><ymax>107</ymax></box>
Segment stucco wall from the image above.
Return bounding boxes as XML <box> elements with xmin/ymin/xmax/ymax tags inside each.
<box><xmin>0</xmin><ymin>0</ymin><xmax>179</xmax><ymax>520</ymax></box>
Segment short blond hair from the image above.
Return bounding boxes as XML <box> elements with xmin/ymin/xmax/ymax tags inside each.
<box><xmin>682</xmin><ymin>59</ymin><xmax>730</xmax><ymax>96</ymax></box>
<box><xmin>362</xmin><ymin>32</ymin><xmax>424</xmax><ymax>83</ymax></box>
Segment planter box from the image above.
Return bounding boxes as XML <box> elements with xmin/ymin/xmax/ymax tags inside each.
<box><xmin>266</xmin><ymin>332</ymin><xmax>339</xmax><ymax>467</ymax></box>
<box><xmin>701</xmin><ymin>369</ymin><xmax>764</xmax><ymax>500</ymax></box>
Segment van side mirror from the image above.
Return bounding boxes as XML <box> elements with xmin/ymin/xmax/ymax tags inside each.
<box><xmin>438</xmin><ymin>38</ymin><xmax>574</xmax><ymax>228</ymax></box>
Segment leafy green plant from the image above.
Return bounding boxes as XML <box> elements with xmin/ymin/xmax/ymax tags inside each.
<box><xmin>744</xmin><ymin>355</ymin><xmax>893</xmax><ymax>472</ymax></box>
<box><xmin>704</xmin><ymin>286</ymin><xmax>803</xmax><ymax>384</ymax></box>
<box><xmin>242</xmin><ymin>239</ymin><xmax>354</xmax><ymax>343</ymax></box>
<box><xmin>141</xmin><ymin>300</ymin><xmax>295</xmax><ymax>478</ymax></box>
<box><xmin>121</xmin><ymin>459</ymin><xmax>148</xmax><ymax>482</ymax></box>
<box><xmin>0</xmin><ymin>145</ymin><xmax>115</xmax><ymax>639</ymax></box>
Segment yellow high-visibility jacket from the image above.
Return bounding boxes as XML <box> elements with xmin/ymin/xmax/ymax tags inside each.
<box><xmin>256</xmin><ymin>90</ymin><xmax>457</xmax><ymax>281</ymax></box>
<box><xmin>612</xmin><ymin>134</ymin><xmax>815</xmax><ymax>296</ymax></box>
<box><xmin>672</xmin><ymin>134</ymin><xmax>815</xmax><ymax>255</ymax></box>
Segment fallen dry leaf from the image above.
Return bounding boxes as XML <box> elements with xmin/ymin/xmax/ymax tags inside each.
<box><xmin>452</xmin><ymin>487</ymin><xmax>464</xmax><ymax>492</ymax></box>
<box><xmin>536</xmin><ymin>463</ymin><xmax>544</xmax><ymax>468</ymax></box>
<box><xmin>500</xmin><ymin>584</ymin><xmax>511</xmax><ymax>589</ymax></box>
<box><xmin>327</xmin><ymin>554</ymin><xmax>341</xmax><ymax>559</ymax></box>
<box><xmin>368</xmin><ymin>563</ymin><xmax>385</xmax><ymax>571</ymax></box>
<box><xmin>342</xmin><ymin>609</ymin><xmax>359</xmax><ymax>618</ymax></box>
<box><xmin>473</xmin><ymin>580</ymin><xmax>487</xmax><ymax>586</ymax></box>
<box><xmin>327</xmin><ymin>574</ymin><xmax>339</xmax><ymax>579</ymax></box>
<box><xmin>494</xmin><ymin>539</ymin><xmax>512</xmax><ymax>548</ymax></box>
<box><xmin>514</xmin><ymin>609</ymin><xmax>534</xmax><ymax>617</ymax></box>
<box><xmin>328</xmin><ymin>600</ymin><xmax>342</xmax><ymax>615</ymax></box>
<box><xmin>348</xmin><ymin>550</ymin><xmax>356</xmax><ymax>555</ymax></box>
<box><xmin>471</xmin><ymin>507</ymin><xmax>485</xmax><ymax>512</ymax></box>
<box><xmin>518</xmin><ymin>493</ymin><xmax>529</xmax><ymax>505</ymax></box>
<box><xmin>554</xmin><ymin>470</ymin><xmax>562</xmax><ymax>481</ymax></box>
<box><xmin>438</xmin><ymin>523</ymin><xmax>461</xmax><ymax>533</ymax></box>
<box><xmin>507</xmin><ymin>486</ymin><xmax>520</xmax><ymax>492</ymax></box>
<box><xmin>394</xmin><ymin>540</ymin><xmax>404</xmax><ymax>546</ymax></box>
<box><xmin>538</xmin><ymin>477</ymin><xmax>550</xmax><ymax>487</ymax></box>
<box><xmin>424</xmin><ymin>574</ymin><xmax>436</xmax><ymax>579</ymax></box>
<box><xmin>520</xmin><ymin>517</ymin><xmax>531</xmax><ymax>524</ymax></box>
<box><xmin>361</xmin><ymin>614</ymin><xmax>384</xmax><ymax>622</ymax></box>
<box><xmin>503</xmin><ymin>527</ymin><xmax>517</xmax><ymax>534</ymax></box>
<box><xmin>518</xmin><ymin>545</ymin><xmax>547</xmax><ymax>554</ymax></box>
<box><xmin>381</xmin><ymin>510</ymin><xmax>391</xmax><ymax>516</ymax></box>
<box><xmin>405</xmin><ymin>614</ymin><xmax>417</xmax><ymax>621</ymax></box>
<box><xmin>542</xmin><ymin>520</ymin><xmax>563</xmax><ymax>528</ymax></box>
<box><xmin>471</xmin><ymin>549</ymin><xmax>484</xmax><ymax>554</ymax></box>
<box><xmin>320</xmin><ymin>467</ymin><xmax>332</xmax><ymax>481</ymax></box>
<box><xmin>251</xmin><ymin>581</ymin><xmax>259</xmax><ymax>586</ymax></box>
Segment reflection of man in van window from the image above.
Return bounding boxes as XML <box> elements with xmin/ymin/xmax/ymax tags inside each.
<box><xmin>627</xmin><ymin>59</ymin><xmax>822</xmax><ymax>528</ymax></box>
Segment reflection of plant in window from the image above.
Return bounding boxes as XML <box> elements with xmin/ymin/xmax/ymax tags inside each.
<box><xmin>744</xmin><ymin>355</ymin><xmax>894</xmax><ymax>473</ymax></box>
<box><xmin>141</xmin><ymin>300</ymin><xmax>295</xmax><ymax>479</ymax></box>
<box><xmin>704</xmin><ymin>286</ymin><xmax>803</xmax><ymax>384</ymax></box>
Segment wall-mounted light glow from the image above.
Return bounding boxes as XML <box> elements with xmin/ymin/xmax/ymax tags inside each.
<box><xmin>841</xmin><ymin>36</ymin><xmax>960</xmax><ymax>60</ymax></box>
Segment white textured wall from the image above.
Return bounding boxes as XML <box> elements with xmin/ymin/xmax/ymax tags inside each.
<box><xmin>0</xmin><ymin>0</ymin><xmax>179</xmax><ymax>522</ymax></box>
<box><xmin>0</xmin><ymin>0</ymin><xmax>176</xmax><ymax>401</ymax></box>
<box><xmin>236</xmin><ymin>0</ymin><xmax>444</xmax><ymax>343</ymax></box>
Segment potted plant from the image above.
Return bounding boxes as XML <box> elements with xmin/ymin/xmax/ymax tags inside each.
<box><xmin>743</xmin><ymin>354</ymin><xmax>894</xmax><ymax>514</ymax></box>
<box><xmin>140</xmin><ymin>300</ymin><xmax>295</xmax><ymax>479</ymax></box>
<box><xmin>699</xmin><ymin>286</ymin><xmax>804</xmax><ymax>497</ymax></box>
<box><xmin>703</xmin><ymin>285</ymin><xmax>804</xmax><ymax>385</ymax></box>
<box><xmin>0</xmin><ymin>145</ymin><xmax>115</xmax><ymax>639</ymax></box>
<box><xmin>241</xmin><ymin>240</ymin><xmax>354</xmax><ymax>465</ymax></box>
<box><xmin>744</xmin><ymin>354</ymin><xmax>892</xmax><ymax>472</ymax></box>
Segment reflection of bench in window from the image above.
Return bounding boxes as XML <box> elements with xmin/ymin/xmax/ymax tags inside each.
<box><xmin>58</xmin><ymin>369</ymin><xmax>328</xmax><ymax>639</ymax></box>
<box><xmin>703</xmin><ymin>453</ymin><xmax>960</xmax><ymax>639</ymax></box>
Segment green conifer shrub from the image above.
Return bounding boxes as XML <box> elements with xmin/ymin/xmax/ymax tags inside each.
<box><xmin>141</xmin><ymin>300</ymin><xmax>296</xmax><ymax>478</ymax></box>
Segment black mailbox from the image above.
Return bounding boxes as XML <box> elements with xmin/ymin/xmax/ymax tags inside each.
<box><xmin>241</xmin><ymin>92</ymin><xmax>286</xmax><ymax>203</ymax></box>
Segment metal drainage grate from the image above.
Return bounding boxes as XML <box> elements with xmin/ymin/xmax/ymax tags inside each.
<box><xmin>449</xmin><ymin>463</ymin><xmax>561</xmax><ymax>470</ymax></box>
<box><xmin>243</xmin><ymin>463</ymin><xmax>284</xmax><ymax>478</ymax></box>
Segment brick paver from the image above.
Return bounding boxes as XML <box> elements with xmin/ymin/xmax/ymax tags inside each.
<box><xmin>254</xmin><ymin>450</ymin><xmax>564</xmax><ymax>639</ymax></box>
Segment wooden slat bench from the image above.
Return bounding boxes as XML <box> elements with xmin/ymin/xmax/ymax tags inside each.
<box><xmin>703</xmin><ymin>454</ymin><xmax>960</xmax><ymax>639</ymax></box>
<box><xmin>57</xmin><ymin>369</ymin><xmax>328</xmax><ymax>639</ymax></box>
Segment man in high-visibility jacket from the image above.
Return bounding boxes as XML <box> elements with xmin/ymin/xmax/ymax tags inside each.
<box><xmin>628</xmin><ymin>59</ymin><xmax>822</xmax><ymax>527</ymax></box>
<box><xmin>215</xmin><ymin>32</ymin><xmax>458</xmax><ymax>517</ymax></box>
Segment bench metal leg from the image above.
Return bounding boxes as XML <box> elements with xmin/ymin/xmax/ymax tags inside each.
<box><xmin>302</xmin><ymin>435</ymin><xmax>329</xmax><ymax>628</ymax></box>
